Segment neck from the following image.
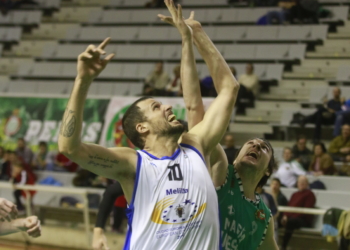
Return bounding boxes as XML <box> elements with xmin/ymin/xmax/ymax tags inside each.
<box><xmin>143</xmin><ymin>134</ymin><xmax>179</xmax><ymax>158</ymax></box>
<box><xmin>236</xmin><ymin>166</ymin><xmax>261</xmax><ymax>201</ymax></box>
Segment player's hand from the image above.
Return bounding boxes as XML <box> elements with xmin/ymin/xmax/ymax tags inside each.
<box><xmin>77</xmin><ymin>37</ymin><xmax>115</xmax><ymax>82</ymax></box>
<box><xmin>158</xmin><ymin>0</ymin><xmax>192</xmax><ymax>38</ymax></box>
<box><xmin>0</xmin><ymin>198</ymin><xmax>18</xmax><ymax>222</ymax></box>
<box><xmin>158</xmin><ymin>3</ymin><xmax>201</xmax><ymax>32</ymax></box>
<box><xmin>92</xmin><ymin>228</ymin><xmax>110</xmax><ymax>250</ymax></box>
<box><xmin>22</xmin><ymin>216</ymin><xmax>41</xmax><ymax>238</ymax></box>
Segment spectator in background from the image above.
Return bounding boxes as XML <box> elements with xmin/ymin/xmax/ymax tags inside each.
<box><xmin>280</xmin><ymin>176</ymin><xmax>316</xmax><ymax>250</ymax></box>
<box><xmin>55</xmin><ymin>152</ymin><xmax>78</xmax><ymax>172</ymax></box>
<box><xmin>223</xmin><ymin>134</ymin><xmax>237</xmax><ymax>164</ymax></box>
<box><xmin>289</xmin><ymin>0</ymin><xmax>319</xmax><ymax>24</ymax></box>
<box><xmin>11</xmin><ymin>160</ymin><xmax>36</xmax><ymax>212</ymax></box>
<box><xmin>328</xmin><ymin>124</ymin><xmax>350</xmax><ymax>162</ymax></box>
<box><xmin>309</xmin><ymin>142</ymin><xmax>336</xmax><ymax>176</ymax></box>
<box><xmin>166</xmin><ymin>65</ymin><xmax>181</xmax><ymax>96</ymax></box>
<box><xmin>32</xmin><ymin>141</ymin><xmax>56</xmax><ymax>171</ymax></box>
<box><xmin>144</xmin><ymin>61</ymin><xmax>169</xmax><ymax>96</ymax></box>
<box><xmin>265</xmin><ymin>0</ymin><xmax>296</xmax><ymax>24</ymax></box>
<box><xmin>0</xmin><ymin>149</ymin><xmax>11</xmax><ymax>180</ymax></box>
<box><xmin>270</xmin><ymin>178</ymin><xmax>288</xmax><ymax>207</ymax></box>
<box><xmin>275</xmin><ymin>147</ymin><xmax>306</xmax><ymax>188</ymax></box>
<box><xmin>15</xmin><ymin>138</ymin><xmax>33</xmax><ymax>166</ymax></box>
<box><xmin>256</xmin><ymin>186</ymin><xmax>279</xmax><ymax>241</ymax></box>
<box><xmin>333</xmin><ymin>98</ymin><xmax>350</xmax><ymax>137</ymax></box>
<box><xmin>300</xmin><ymin>87</ymin><xmax>344</xmax><ymax>142</ymax></box>
<box><xmin>292</xmin><ymin>135</ymin><xmax>312</xmax><ymax>171</ymax></box>
<box><xmin>238</xmin><ymin>63</ymin><xmax>259</xmax><ymax>99</ymax></box>
<box><xmin>144</xmin><ymin>0</ymin><xmax>166</xmax><ymax>8</ymax></box>
<box><xmin>236</xmin><ymin>63</ymin><xmax>258</xmax><ymax>114</ymax></box>
<box><xmin>200</xmin><ymin>76</ymin><xmax>216</xmax><ymax>97</ymax></box>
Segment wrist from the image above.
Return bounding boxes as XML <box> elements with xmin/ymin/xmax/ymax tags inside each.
<box><xmin>75</xmin><ymin>76</ymin><xmax>93</xmax><ymax>86</ymax></box>
<box><xmin>94</xmin><ymin>227</ymin><xmax>104</xmax><ymax>234</ymax></box>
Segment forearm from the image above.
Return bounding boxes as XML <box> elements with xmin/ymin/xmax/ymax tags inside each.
<box><xmin>0</xmin><ymin>219</ymin><xmax>25</xmax><ymax>236</ymax></box>
<box><xmin>181</xmin><ymin>36</ymin><xmax>204</xmax><ymax>129</ymax></box>
<box><xmin>193</xmin><ymin>27</ymin><xmax>239</xmax><ymax>93</ymax></box>
<box><xmin>58</xmin><ymin>77</ymin><xmax>91</xmax><ymax>155</ymax></box>
<box><xmin>95</xmin><ymin>182</ymin><xmax>123</xmax><ymax>229</ymax></box>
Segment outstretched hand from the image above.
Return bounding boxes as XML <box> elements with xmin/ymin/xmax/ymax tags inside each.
<box><xmin>158</xmin><ymin>0</ymin><xmax>195</xmax><ymax>38</ymax></box>
<box><xmin>77</xmin><ymin>37</ymin><xmax>115</xmax><ymax>82</ymax></box>
<box><xmin>158</xmin><ymin>1</ymin><xmax>201</xmax><ymax>32</ymax></box>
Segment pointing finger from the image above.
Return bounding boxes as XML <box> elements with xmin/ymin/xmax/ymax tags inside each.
<box><xmin>177</xmin><ymin>4</ymin><xmax>183</xmax><ymax>20</ymax></box>
<box><xmin>98</xmin><ymin>37</ymin><xmax>111</xmax><ymax>50</ymax></box>
<box><xmin>189</xmin><ymin>11</ymin><xmax>195</xmax><ymax>20</ymax></box>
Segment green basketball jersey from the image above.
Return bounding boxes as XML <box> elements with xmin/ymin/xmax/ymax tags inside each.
<box><xmin>216</xmin><ymin>164</ymin><xmax>271</xmax><ymax>250</ymax></box>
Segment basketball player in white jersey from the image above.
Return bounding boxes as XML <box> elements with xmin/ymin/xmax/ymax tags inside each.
<box><xmin>57</xmin><ymin>3</ymin><xmax>239</xmax><ymax>250</ymax></box>
<box><xmin>159</xmin><ymin>5</ymin><xmax>279</xmax><ymax>249</ymax></box>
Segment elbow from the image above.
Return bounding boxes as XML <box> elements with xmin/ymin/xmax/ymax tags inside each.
<box><xmin>58</xmin><ymin>143</ymin><xmax>79</xmax><ymax>158</ymax></box>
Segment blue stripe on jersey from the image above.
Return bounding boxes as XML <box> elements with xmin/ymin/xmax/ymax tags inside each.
<box><xmin>179</xmin><ymin>143</ymin><xmax>205</xmax><ymax>163</ymax></box>
<box><xmin>123</xmin><ymin>152</ymin><xmax>142</xmax><ymax>250</ymax></box>
<box><xmin>141</xmin><ymin>147</ymin><xmax>181</xmax><ymax>160</ymax></box>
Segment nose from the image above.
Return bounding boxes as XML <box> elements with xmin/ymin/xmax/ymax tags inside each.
<box><xmin>252</xmin><ymin>141</ymin><xmax>261</xmax><ymax>150</ymax></box>
<box><xmin>164</xmin><ymin>105</ymin><xmax>172</xmax><ymax>112</ymax></box>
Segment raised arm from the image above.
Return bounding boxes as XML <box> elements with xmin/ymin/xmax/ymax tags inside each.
<box><xmin>160</xmin><ymin>1</ymin><xmax>204</xmax><ymax>129</ymax></box>
<box><xmin>58</xmin><ymin>38</ymin><xmax>137</xmax><ymax>185</ymax></box>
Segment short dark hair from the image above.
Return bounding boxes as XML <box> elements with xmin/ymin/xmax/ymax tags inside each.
<box><xmin>235</xmin><ymin>138</ymin><xmax>278</xmax><ymax>188</ymax></box>
<box><xmin>297</xmin><ymin>134</ymin><xmax>307</xmax><ymax>141</ymax></box>
<box><xmin>271</xmin><ymin>177</ymin><xmax>281</xmax><ymax>185</ymax></box>
<box><xmin>39</xmin><ymin>141</ymin><xmax>47</xmax><ymax>147</ymax></box>
<box><xmin>313</xmin><ymin>142</ymin><xmax>327</xmax><ymax>153</ymax></box>
<box><xmin>177</xmin><ymin>119</ymin><xmax>188</xmax><ymax>132</ymax></box>
<box><xmin>122</xmin><ymin>97</ymin><xmax>152</xmax><ymax>149</ymax></box>
<box><xmin>247</xmin><ymin>63</ymin><xmax>254</xmax><ymax>71</ymax></box>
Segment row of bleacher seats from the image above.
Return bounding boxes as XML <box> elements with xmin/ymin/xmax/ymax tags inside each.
<box><xmin>26</xmin><ymin>0</ymin><xmax>61</xmax><ymax>9</ymax></box>
<box><xmin>87</xmin><ymin>7</ymin><xmax>348</xmax><ymax>24</ymax></box>
<box><xmin>40</xmin><ymin>43</ymin><xmax>306</xmax><ymax>62</ymax></box>
<box><xmin>0</xmin><ymin>27</ymin><xmax>22</xmax><ymax>42</ymax></box>
<box><xmin>0</xmin><ymin>80</ymin><xmax>143</xmax><ymax>97</ymax></box>
<box><xmin>14</xmin><ymin>62</ymin><xmax>284</xmax><ymax>81</ymax></box>
<box><xmin>0</xmin><ymin>10</ymin><xmax>42</xmax><ymax>26</ymax></box>
<box><xmin>64</xmin><ymin>25</ymin><xmax>328</xmax><ymax>42</ymax></box>
<box><xmin>106</xmin><ymin>0</ymin><xmax>350</xmax><ymax>7</ymax></box>
<box><xmin>52</xmin><ymin>6</ymin><xmax>347</xmax><ymax>24</ymax></box>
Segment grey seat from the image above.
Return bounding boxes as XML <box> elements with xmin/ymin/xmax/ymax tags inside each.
<box><xmin>37</xmin><ymin>81</ymin><xmax>68</xmax><ymax>94</ymax></box>
<box><xmin>245</xmin><ymin>26</ymin><xmax>278</xmax><ymax>40</ymax></box>
<box><xmin>8</xmin><ymin>81</ymin><xmax>37</xmax><ymax>94</ymax></box>
<box><xmin>223</xmin><ymin>44</ymin><xmax>256</xmax><ymax>59</ymax></box>
<box><xmin>109</xmin><ymin>27</ymin><xmax>139</xmax><ymax>41</ymax></box>
<box><xmin>336</xmin><ymin>66</ymin><xmax>350</xmax><ymax>80</ymax></box>
<box><xmin>32</xmin><ymin>63</ymin><xmax>62</xmax><ymax>77</ymax></box>
<box><xmin>128</xmin><ymin>83</ymin><xmax>143</xmax><ymax>96</ymax></box>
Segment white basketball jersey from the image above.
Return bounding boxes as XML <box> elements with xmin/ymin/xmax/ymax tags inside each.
<box><xmin>123</xmin><ymin>144</ymin><xmax>220</xmax><ymax>250</ymax></box>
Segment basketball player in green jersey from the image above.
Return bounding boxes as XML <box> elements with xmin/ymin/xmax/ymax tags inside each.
<box><xmin>159</xmin><ymin>2</ymin><xmax>279</xmax><ymax>249</ymax></box>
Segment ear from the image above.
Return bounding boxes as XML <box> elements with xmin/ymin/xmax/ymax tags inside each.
<box><xmin>136</xmin><ymin>122</ymin><xmax>149</xmax><ymax>135</ymax></box>
<box><xmin>265</xmin><ymin>169</ymin><xmax>271</xmax><ymax>177</ymax></box>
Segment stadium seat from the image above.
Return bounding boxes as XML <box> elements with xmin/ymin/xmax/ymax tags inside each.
<box><xmin>98</xmin><ymin>63</ymin><xmax>123</xmax><ymax>78</ymax></box>
<box><xmin>121</xmin><ymin>64</ymin><xmax>139</xmax><ymax>78</ymax></box>
<box><xmin>223</xmin><ymin>45</ymin><xmax>256</xmax><ymax>59</ymax></box>
<box><xmin>116</xmin><ymin>45</ymin><xmax>147</xmax><ymax>59</ymax></box>
<box><xmin>138</xmin><ymin>63</ymin><xmax>155</xmax><ymax>78</ymax></box>
<box><xmin>8</xmin><ymin>81</ymin><xmax>37</xmax><ymax>94</ymax></box>
<box><xmin>128</xmin><ymin>83</ymin><xmax>143</xmax><ymax>96</ymax></box>
<box><xmin>100</xmin><ymin>10</ymin><xmax>131</xmax><ymax>24</ymax></box>
<box><xmin>130</xmin><ymin>10</ymin><xmax>162</xmax><ymax>23</ymax></box>
<box><xmin>37</xmin><ymin>81</ymin><xmax>68</xmax><ymax>94</ymax></box>
<box><xmin>109</xmin><ymin>27</ymin><xmax>139</xmax><ymax>41</ymax></box>
<box><xmin>112</xmin><ymin>83</ymin><xmax>130</xmax><ymax>96</ymax></box>
<box><xmin>138</xmin><ymin>27</ymin><xmax>171</xmax><ymax>41</ymax></box>
<box><xmin>33</xmin><ymin>63</ymin><xmax>62</xmax><ymax>77</ymax></box>
<box><xmin>160</xmin><ymin>45</ymin><xmax>181</xmax><ymax>59</ymax></box>
<box><xmin>78</xmin><ymin>27</ymin><xmax>109</xmax><ymax>41</ymax></box>
<box><xmin>336</xmin><ymin>66</ymin><xmax>350</xmax><ymax>80</ymax></box>
<box><xmin>35</xmin><ymin>0</ymin><xmax>61</xmax><ymax>9</ymax></box>
<box><xmin>119</xmin><ymin>0</ymin><xmax>143</xmax><ymax>7</ymax></box>
<box><xmin>97</xmin><ymin>83</ymin><xmax>116</xmax><ymax>96</ymax></box>
<box><xmin>214</xmin><ymin>26</ymin><xmax>246</xmax><ymax>41</ymax></box>
<box><xmin>144</xmin><ymin>45</ymin><xmax>163</xmax><ymax>59</ymax></box>
<box><xmin>246</xmin><ymin>26</ymin><xmax>278</xmax><ymax>40</ymax></box>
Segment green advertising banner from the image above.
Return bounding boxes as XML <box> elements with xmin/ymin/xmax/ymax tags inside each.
<box><xmin>100</xmin><ymin>97</ymin><xmax>214</xmax><ymax>148</ymax></box>
<box><xmin>0</xmin><ymin>97</ymin><xmax>109</xmax><ymax>150</ymax></box>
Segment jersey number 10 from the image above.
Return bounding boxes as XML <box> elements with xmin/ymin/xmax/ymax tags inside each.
<box><xmin>168</xmin><ymin>164</ymin><xmax>183</xmax><ymax>181</ymax></box>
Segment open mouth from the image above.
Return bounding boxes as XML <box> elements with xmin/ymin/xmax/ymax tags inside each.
<box><xmin>167</xmin><ymin>114</ymin><xmax>177</xmax><ymax>122</ymax></box>
<box><xmin>246</xmin><ymin>151</ymin><xmax>258</xmax><ymax>160</ymax></box>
